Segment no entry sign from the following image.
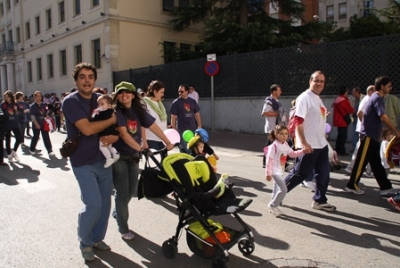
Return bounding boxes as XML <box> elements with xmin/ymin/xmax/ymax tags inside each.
<box><xmin>204</xmin><ymin>61</ymin><xmax>220</xmax><ymax>76</ymax></box>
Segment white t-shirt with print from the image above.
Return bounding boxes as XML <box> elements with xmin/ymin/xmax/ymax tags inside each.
<box><xmin>356</xmin><ymin>95</ymin><xmax>370</xmax><ymax>132</ymax></box>
<box><xmin>266</xmin><ymin>141</ymin><xmax>293</xmax><ymax>176</ymax></box>
<box><xmin>295</xmin><ymin>89</ymin><xmax>328</xmax><ymax>149</ymax></box>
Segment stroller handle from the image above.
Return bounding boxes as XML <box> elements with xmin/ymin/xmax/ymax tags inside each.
<box><xmin>142</xmin><ymin>143</ymin><xmax>180</xmax><ymax>158</ymax></box>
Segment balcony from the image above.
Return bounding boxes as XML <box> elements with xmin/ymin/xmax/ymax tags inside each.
<box><xmin>0</xmin><ymin>41</ymin><xmax>15</xmax><ymax>55</ymax></box>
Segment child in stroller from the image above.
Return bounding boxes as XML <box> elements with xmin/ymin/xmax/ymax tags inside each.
<box><xmin>159</xmin><ymin>152</ymin><xmax>254</xmax><ymax>267</ymax></box>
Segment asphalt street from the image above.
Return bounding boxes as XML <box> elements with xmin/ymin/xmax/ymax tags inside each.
<box><xmin>0</xmin><ymin>130</ymin><xmax>399</xmax><ymax>268</ymax></box>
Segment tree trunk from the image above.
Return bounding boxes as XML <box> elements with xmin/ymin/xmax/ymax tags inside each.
<box><xmin>239</xmin><ymin>0</ymin><xmax>248</xmax><ymax>26</ymax></box>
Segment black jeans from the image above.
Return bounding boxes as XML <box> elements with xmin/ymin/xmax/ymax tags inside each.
<box><xmin>335</xmin><ymin>126</ymin><xmax>348</xmax><ymax>154</ymax></box>
<box><xmin>5</xmin><ymin>128</ymin><xmax>21</xmax><ymax>155</ymax></box>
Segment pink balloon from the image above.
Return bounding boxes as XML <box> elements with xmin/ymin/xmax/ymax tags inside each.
<box><xmin>325</xmin><ymin>123</ymin><xmax>332</xmax><ymax>133</ymax></box>
<box><xmin>164</xmin><ymin>129</ymin><xmax>181</xmax><ymax>144</ymax></box>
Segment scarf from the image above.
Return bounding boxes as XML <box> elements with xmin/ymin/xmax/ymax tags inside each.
<box><xmin>143</xmin><ymin>97</ymin><xmax>167</xmax><ymax>121</ymax></box>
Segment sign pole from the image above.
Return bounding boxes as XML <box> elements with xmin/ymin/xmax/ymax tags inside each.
<box><xmin>205</xmin><ymin>54</ymin><xmax>219</xmax><ymax>132</ymax></box>
<box><xmin>211</xmin><ymin>76</ymin><xmax>214</xmax><ymax>130</ymax></box>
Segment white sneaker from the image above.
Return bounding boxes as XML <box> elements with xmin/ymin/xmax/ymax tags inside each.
<box><xmin>29</xmin><ymin>150</ymin><xmax>37</xmax><ymax>155</ymax></box>
<box><xmin>7</xmin><ymin>154</ymin><xmax>13</xmax><ymax>162</ymax></box>
<box><xmin>364</xmin><ymin>171</ymin><xmax>374</xmax><ymax>178</ymax></box>
<box><xmin>11</xmin><ymin>150</ymin><xmax>20</xmax><ymax>162</ymax></box>
<box><xmin>268</xmin><ymin>205</ymin><xmax>283</xmax><ymax>217</ymax></box>
<box><xmin>344</xmin><ymin>166</ymin><xmax>352</xmax><ymax>174</ymax></box>
<box><xmin>113</xmin><ymin>153</ymin><xmax>120</xmax><ymax>163</ymax></box>
<box><xmin>49</xmin><ymin>152</ymin><xmax>55</xmax><ymax>157</ymax></box>
<box><xmin>380</xmin><ymin>188</ymin><xmax>399</xmax><ymax>196</ymax></box>
<box><xmin>302</xmin><ymin>180</ymin><xmax>315</xmax><ymax>190</ymax></box>
<box><xmin>104</xmin><ymin>158</ymin><xmax>114</xmax><ymax>168</ymax></box>
<box><xmin>121</xmin><ymin>231</ymin><xmax>135</xmax><ymax>240</ymax></box>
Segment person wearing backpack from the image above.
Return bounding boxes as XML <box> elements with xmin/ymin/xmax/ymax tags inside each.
<box><xmin>261</xmin><ymin>84</ymin><xmax>283</xmax><ymax>168</ymax></box>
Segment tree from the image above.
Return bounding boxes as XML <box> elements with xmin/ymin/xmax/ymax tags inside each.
<box><xmin>165</xmin><ymin>0</ymin><xmax>333</xmax><ymax>61</ymax></box>
<box><xmin>325</xmin><ymin>14</ymin><xmax>400</xmax><ymax>42</ymax></box>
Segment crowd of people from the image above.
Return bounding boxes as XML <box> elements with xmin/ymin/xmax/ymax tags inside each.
<box><xmin>262</xmin><ymin>71</ymin><xmax>400</xmax><ymax>217</ymax></box>
<box><xmin>2</xmin><ymin>62</ymin><xmax>400</xmax><ymax>262</ymax></box>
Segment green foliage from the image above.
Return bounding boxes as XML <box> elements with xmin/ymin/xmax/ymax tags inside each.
<box><xmin>325</xmin><ymin>14</ymin><xmax>400</xmax><ymax>42</ymax></box>
<box><xmin>165</xmin><ymin>0</ymin><xmax>330</xmax><ymax>61</ymax></box>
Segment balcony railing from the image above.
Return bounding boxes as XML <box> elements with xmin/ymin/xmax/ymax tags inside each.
<box><xmin>0</xmin><ymin>41</ymin><xmax>15</xmax><ymax>55</ymax></box>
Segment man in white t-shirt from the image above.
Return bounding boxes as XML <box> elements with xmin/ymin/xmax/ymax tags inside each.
<box><xmin>188</xmin><ymin>85</ymin><xmax>199</xmax><ymax>103</ymax></box>
<box><xmin>284</xmin><ymin>71</ymin><xmax>336</xmax><ymax>211</ymax></box>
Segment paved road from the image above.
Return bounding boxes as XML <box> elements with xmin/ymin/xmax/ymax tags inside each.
<box><xmin>0</xmin><ymin>130</ymin><xmax>399</xmax><ymax>268</ymax></box>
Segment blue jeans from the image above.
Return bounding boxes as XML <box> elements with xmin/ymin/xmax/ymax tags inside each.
<box><xmin>72</xmin><ymin>162</ymin><xmax>113</xmax><ymax>248</ymax></box>
<box><xmin>285</xmin><ymin>146</ymin><xmax>330</xmax><ymax>204</ymax></box>
<box><xmin>112</xmin><ymin>156</ymin><xmax>139</xmax><ymax>234</ymax></box>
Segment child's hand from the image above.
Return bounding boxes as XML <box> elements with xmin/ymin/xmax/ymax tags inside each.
<box><xmin>214</xmin><ymin>154</ymin><xmax>219</xmax><ymax>160</ymax></box>
<box><xmin>266</xmin><ymin>176</ymin><xmax>272</xmax><ymax>181</ymax></box>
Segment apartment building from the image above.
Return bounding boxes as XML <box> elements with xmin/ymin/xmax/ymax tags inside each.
<box><xmin>267</xmin><ymin>0</ymin><xmax>320</xmax><ymax>25</ymax></box>
<box><xmin>0</xmin><ymin>0</ymin><xmax>201</xmax><ymax>96</ymax></box>
<box><xmin>319</xmin><ymin>0</ymin><xmax>388</xmax><ymax>28</ymax></box>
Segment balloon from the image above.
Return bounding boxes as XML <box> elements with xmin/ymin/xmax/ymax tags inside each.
<box><xmin>325</xmin><ymin>123</ymin><xmax>331</xmax><ymax>133</ymax></box>
<box><xmin>164</xmin><ymin>129</ymin><xmax>180</xmax><ymax>144</ymax></box>
<box><xmin>182</xmin><ymin>130</ymin><xmax>194</xmax><ymax>142</ymax></box>
<box><xmin>195</xmin><ymin>128</ymin><xmax>209</xmax><ymax>143</ymax></box>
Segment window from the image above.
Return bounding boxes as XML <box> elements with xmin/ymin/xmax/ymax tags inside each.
<box><xmin>75</xmin><ymin>44</ymin><xmax>82</xmax><ymax>65</ymax></box>
<box><xmin>92</xmin><ymin>39</ymin><xmax>101</xmax><ymax>68</ymax></box>
<box><xmin>46</xmin><ymin>9</ymin><xmax>52</xmax><ymax>30</ymax></box>
<box><xmin>179</xmin><ymin>0</ymin><xmax>189</xmax><ymax>7</ymax></box>
<box><xmin>180</xmin><ymin>43</ymin><xmax>191</xmax><ymax>51</ymax></box>
<box><xmin>6</xmin><ymin>0</ymin><xmax>10</xmax><ymax>10</ymax></box>
<box><xmin>35</xmin><ymin>16</ymin><xmax>40</xmax><ymax>35</ymax></box>
<box><xmin>163</xmin><ymin>0</ymin><xmax>174</xmax><ymax>11</ymax></box>
<box><xmin>47</xmin><ymin>54</ymin><xmax>54</xmax><ymax>79</ymax></box>
<box><xmin>60</xmin><ymin>50</ymin><xmax>67</xmax><ymax>76</ymax></box>
<box><xmin>25</xmin><ymin>21</ymin><xmax>31</xmax><ymax>40</ymax></box>
<box><xmin>8</xmin><ymin>29</ymin><xmax>12</xmax><ymax>42</ymax></box>
<box><xmin>74</xmin><ymin>0</ymin><xmax>81</xmax><ymax>16</ymax></box>
<box><xmin>1</xmin><ymin>34</ymin><xmax>5</xmax><ymax>44</ymax></box>
<box><xmin>363</xmin><ymin>1</ymin><xmax>373</xmax><ymax>17</ymax></box>
<box><xmin>37</xmin><ymin>57</ymin><xmax>43</xmax><ymax>81</ymax></box>
<box><xmin>92</xmin><ymin>0</ymin><xmax>99</xmax><ymax>7</ymax></box>
<box><xmin>338</xmin><ymin>3</ymin><xmax>347</xmax><ymax>20</ymax></box>
<box><xmin>0</xmin><ymin>3</ymin><xmax>4</xmax><ymax>16</ymax></box>
<box><xmin>58</xmin><ymin>1</ymin><xmax>65</xmax><ymax>24</ymax></box>
<box><xmin>16</xmin><ymin>27</ymin><xmax>20</xmax><ymax>43</ymax></box>
<box><xmin>163</xmin><ymin>41</ymin><xmax>176</xmax><ymax>63</ymax></box>
<box><xmin>326</xmin><ymin>5</ymin><xmax>334</xmax><ymax>22</ymax></box>
<box><xmin>27</xmin><ymin>61</ymin><xmax>32</xmax><ymax>82</ymax></box>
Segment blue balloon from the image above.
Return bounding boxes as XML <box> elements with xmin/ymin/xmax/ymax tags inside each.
<box><xmin>195</xmin><ymin>128</ymin><xmax>209</xmax><ymax>143</ymax></box>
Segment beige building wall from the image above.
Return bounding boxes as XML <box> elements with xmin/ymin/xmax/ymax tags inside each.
<box><xmin>319</xmin><ymin>0</ymin><xmax>389</xmax><ymax>28</ymax></box>
<box><xmin>0</xmin><ymin>0</ymin><xmax>201</xmax><ymax>97</ymax></box>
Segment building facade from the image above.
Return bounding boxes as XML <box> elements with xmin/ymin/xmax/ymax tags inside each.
<box><xmin>0</xmin><ymin>0</ymin><xmax>201</xmax><ymax>97</ymax></box>
<box><xmin>318</xmin><ymin>0</ymin><xmax>388</xmax><ymax>28</ymax></box>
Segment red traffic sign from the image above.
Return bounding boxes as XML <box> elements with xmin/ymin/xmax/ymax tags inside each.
<box><xmin>204</xmin><ymin>61</ymin><xmax>220</xmax><ymax>76</ymax></box>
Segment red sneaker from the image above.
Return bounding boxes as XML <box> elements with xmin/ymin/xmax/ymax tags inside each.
<box><xmin>388</xmin><ymin>197</ymin><xmax>400</xmax><ymax>211</ymax></box>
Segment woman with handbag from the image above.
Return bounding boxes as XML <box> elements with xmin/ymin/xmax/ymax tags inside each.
<box><xmin>332</xmin><ymin>86</ymin><xmax>354</xmax><ymax>156</ymax></box>
<box><xmin>1</xmin><ymin>90</ymin><xmax>22</xmax><ymax>163</ymax></box>
<box><xmin>112</xmin><ymin>81</ymin><xmax>174</xmax><ymax>240</ymax></box>
<box><xmin>29</xmin><ymin>91</ymin><xmax>55</xmax><ymax>157</ymax></box>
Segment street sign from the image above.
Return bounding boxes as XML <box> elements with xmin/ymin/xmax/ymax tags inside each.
<box><xmin>207</xmin><ymin>53</ymin><xmax>216</xmax><ymax>61</ymax></box>
<box><xmin>204</xmin><ymin>61</ymin><xmax>220</xmax><ymax>77</ymax></box>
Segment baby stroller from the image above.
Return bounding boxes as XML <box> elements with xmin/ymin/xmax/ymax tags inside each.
<box><xmin>158</xmin><ymin>152</ymin><xmax>255</xmax><ymax>268</ymax></box>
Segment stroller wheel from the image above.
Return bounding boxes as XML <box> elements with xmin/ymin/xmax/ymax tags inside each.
<box><xmin>238</xmin><ymin>238</ymin><xmax>255</xmax><ymax>256</ymax></box>
<box><xmin>211</xmin><ymin>257</ymin><xmax>227</xmax><ymax>268</ymax></box>
<box><xmin>162</xmin><ymin>239</ymin><xmax>178</xmax><ymax>259</ymax></box>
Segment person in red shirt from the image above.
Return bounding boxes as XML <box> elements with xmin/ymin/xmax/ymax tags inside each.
<box><xmin>332</xmin><ymin>86</ymin><xmax>354</xmax><ymax>156</ymax></box>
